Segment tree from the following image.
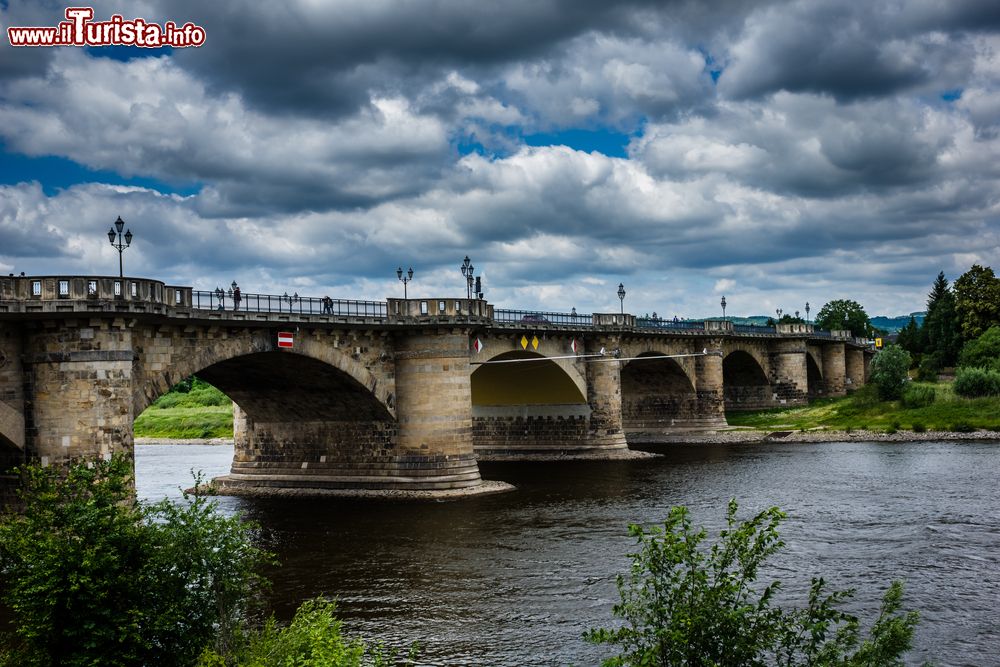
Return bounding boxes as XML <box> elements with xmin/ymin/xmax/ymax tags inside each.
<box><xmin>815</xmin><ymin>299</ymin><xmax>873</xmax><ymax>338</ymax></box>
<box><xmin>896</xmin><ymin>316</ymin><xmax>922</xmax><ymax>362</ymax></box>
<box><xmin>958</xmin><ymin>325</ymin><xmax>1000</xmax><ymax>371</ymax></box>
<box><xmin>0</xmin><ymin>455</ymin><xmax>270</xmax><ymax>667</ymax></box>
<box><xmin>921</xmin><ymin>272</ymin><xmax>960</xmax><ymax>367</ymax></box>
<box><xmin>869</xmin><ymin>345</ymin><xmax>912</xmax><ymax>401</ymax></box>
<box><xmin>953</xmin><ymin>264</ymin><xmax>1000</xmax><ymax>341</ymax></box>
<box><xmin>585</xmin><ymin>500</ymin><xmax>921</xmax><ymax>667</ymax></box>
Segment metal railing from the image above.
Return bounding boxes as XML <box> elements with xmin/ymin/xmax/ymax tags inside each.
<box><xmin>191</xmin><ymin>291</ymin><xmax>386</xmax><ymax>318</ymax></box>
<box><xmin>810</xmin><ymin>329</ymin><xmax>833</xmax><ymax>338</ymax></box>
<box><xmin>493</xmin><ymin>308</ymin><xmax>593</xmax><ymax>327</ymax></box>
<box><xmin>636</xmin><ymin>317</ymin><xmax>706</xmax><ymax>331</ymax></box>
<box><xmin>734</xmin><ymin>323</ymin><xmax>776</xmax><ymax>334</ymax></box>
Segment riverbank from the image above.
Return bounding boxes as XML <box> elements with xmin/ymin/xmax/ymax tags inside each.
<box><xmin>637</xmin><ymin>427</ymin><xmax>1000</xmax><ymax>445</ymax></box>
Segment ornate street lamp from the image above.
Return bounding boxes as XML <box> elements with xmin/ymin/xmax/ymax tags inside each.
<box><xmin>721</xmin><ymin>295</ymin><xmax>727</xmax><ymax>319</ymax></box>
<box><xmin>282</xmin><ymin>291</ymin><xmax>300</xmax><ymax>312</ymax></box>
<box><xmin>396</xmin><ymin>266</ymin><xmax>414</xmax><ymax>298</ymax></box>
<box><xmin>776</xmin><ymin>308</ymin><xmax>783</xmax><ymax>320</ymax></box>
<box><xmin>213</xmin><ymin>286</ymin><xmax>225</xmax><ymax>310</ymax></box>
<box><xmin>460</xmin><ymin>255</ymin><xmax>475</xmax><ymax>299</ymax></box>
<box><xmin>805</xmin><ymin>301</ymin><xmax>810</xmax><ymax>323</ymax></box>
<box><xmin>107</xmin><ymin>216</ymin><xmax>133</xmax><ymax>278</ymax></box>
<box><xmin>618</xmin><ymin>283</ymin><xmax>626</xmax><ymax>314</ymax></box>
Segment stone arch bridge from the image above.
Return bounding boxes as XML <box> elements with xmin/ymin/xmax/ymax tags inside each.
<box><xmin>0</xmin><ymin>275</ymin><xmax>871</xmax><ymax>497</ymax></box>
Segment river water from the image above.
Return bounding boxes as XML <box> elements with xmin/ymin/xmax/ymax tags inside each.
<box><xmin>135</xmin><ymin>441</ymin><xmax>1000</xmax><ymax>666</ymax></box>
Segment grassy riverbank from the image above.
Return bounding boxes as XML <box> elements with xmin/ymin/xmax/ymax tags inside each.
<box><xmin>133</xmin><ymin>379</ymin><xmax>233</xmax><ymax>439</ymax></box>
<box><xmin>726</xmin><ymin>382</ymin><xmax>1000</xmax><ymax>433</ymax></box>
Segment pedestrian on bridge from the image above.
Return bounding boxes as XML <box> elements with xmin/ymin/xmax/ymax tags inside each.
<box><xmin>323</xmin><ymin>296</ymin><xmax>333</xmax><ymax>314</ymax></box>
<box><xmin>233</xmin><ymin>285</ymin><xmax>241</xmax><ymax>311</ymax></box>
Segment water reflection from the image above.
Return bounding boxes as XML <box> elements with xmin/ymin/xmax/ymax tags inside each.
<box><xmin>136</xmin><ymin>441</ymin><xmax>1000</xmax><ymax>667</ymax></box>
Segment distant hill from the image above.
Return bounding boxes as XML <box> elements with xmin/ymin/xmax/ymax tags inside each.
<box><xmin>871</xmin><ymin>313</ymin><xmax>925</xmax><ymax>333</ymax></box>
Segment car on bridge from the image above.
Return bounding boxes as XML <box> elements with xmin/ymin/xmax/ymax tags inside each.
<box><xmin>520</xmin><ymin>313</ymin><xmax>551</xmax><ymax>324</ymax></box>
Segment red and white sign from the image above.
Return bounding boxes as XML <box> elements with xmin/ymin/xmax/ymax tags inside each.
<box><xmin>472</xmin><ymin>337</ymin><xmax>484</xmax><ymax>353</ymax></box>
<box><xmin>570</xmin><ymin>338</ymin><xmax>578</xmax><ymax>354</ymax></box>
<box><xmin>277</xmin><ymin>331</ymin><xmax>294</xmax><ymax>348</ymax></box>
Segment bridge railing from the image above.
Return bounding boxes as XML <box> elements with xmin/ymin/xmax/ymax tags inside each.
<box><xmin>493</xmin><ymin>308</ymin><xmax>594</xmax><ymax>327</ymax></box>
<box><xmin>635</xmin><ymin>317</ymin><xmax>706</xmax><ymax>331</ymax></box>
<box><xmin>191</xmin><ymin>291</ymin><xmax>387</xmax><ymax>318</ymax></box>
<box><xmin>734</xmin><ymin>323</ymin><xmax>776</xmax><ymax>334</ymax></box>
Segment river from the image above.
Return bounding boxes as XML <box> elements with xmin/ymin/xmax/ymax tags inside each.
<box><xmin>135</xmin><ymin>440</ymin><xmax>1000</xmax><ymax>666</ymax></box>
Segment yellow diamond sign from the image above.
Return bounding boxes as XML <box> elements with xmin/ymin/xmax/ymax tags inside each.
<box><xmin>520</xmin><ymin>335</ymin><xmax>528</xmax><ymax>349</ymax></box>
<box><xmin>531</xmin><ymin>336</ymin><xmax>539</xmax><ymax>350</ymax></box>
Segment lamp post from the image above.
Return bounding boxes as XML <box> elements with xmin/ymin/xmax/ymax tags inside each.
<box><xmin>214</xmin><ymin>286</ymin><xmax>225</xmax><ymax>310</ymax></box>
<box><xmin>107</xmin><ymin>216</ymin><xmax>133</xmax><ymax>278</ymax></box>
<box><xmin>721</xmin><ymin>295</ymin><xmax>727</xmax><ymax>320</ymax></box>
<box><xmin>460</xmin><ymin>256</ymin><xmax>475</xmax><ymax>298</ymax></box>
<box><xmin>805</xmin><ymin>301</ymin><xmax>810</xmax><ymax>323</ymax></box>
<box><xmin>396</xmin><ymin>266</ymin><xmax>413</xmax><ymax>298</ymax></box>
<box><xmin>776</xmin><ymin>308</ymin><xmax>783</xmax><ymax>321</ymax></box>
<box><xmin>617</xmin><ymin>283</ymin><xmax>626</xmax><ymax>314</ymax></box>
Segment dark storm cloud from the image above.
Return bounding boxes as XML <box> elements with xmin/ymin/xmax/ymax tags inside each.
<box><xmin>720</xmin><ymin>0</ymin><xmax>979</xmax><ymax>101</ymax></box>
<box><xmin>159</xmin><ymin>0</ymin><xmax>663</xmax><ymax>117</ymax></box>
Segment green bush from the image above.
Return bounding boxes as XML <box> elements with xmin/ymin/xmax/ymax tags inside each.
<box><xmin>197</xmin><ymin>598</ymin><xmax>415</xmax><ymax>667</ymax></box>
<box><xmin>953</xmin><ymin>367</ymin><xmax>1000</xmax><ymax>398</ymax></box>
<box><xmin>870</xmin><ymin>345</ymin><xmax>912</xmax><ymax>400</ymax></box>
<box><xmin>0</xmin><ymin>455</ymin><xmax>270</xmax><ymax>667</ymax></box>
<box><xmin>958</xmin><ymin>326</ymin><xmax>1000</xmax><ymax>371</ymax></box>
<box><xmin>586</xmin><ymin>500</ymin><xmax>921</xmax><ymax>667</ymax></box>
<box><xmin>915</xmin><ymin>355</ymin><xmax>941</xmax><ymax>382</ymax></box>
<box><xmin>912</xmin><ymin>422</ymin><xmax>926</xmax><ymax>433</ymax></box>
<box><xmin>901</xmin><ymin>384</ymin><xmax>936</xmax><ymax>408</ymax></box>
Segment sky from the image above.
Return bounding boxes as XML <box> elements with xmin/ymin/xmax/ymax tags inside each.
<box><xmin>1</xmin><ymin>0</ymin><xmax>998</xmax><ymax>319</ymax></box>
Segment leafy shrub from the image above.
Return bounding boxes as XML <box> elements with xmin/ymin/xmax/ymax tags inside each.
<box><xmin>958</xmin><ymin>326</ymin><xmax>1000</xmax><ymax>371</ymax></box>
<box><xmin>901</xmin><ymin>384</ymin><xmax>936</xmax><ymax>408</ymax></box>
<box><xmin>870</xmin><ymin>345</ymin><xmax>912</xmax><ymax>400</ymax></box>
<box><xmin>586</xmin><ymin>500</ymin><xmax>921</xmax><ymax>667</ymax></box>
<box><xmin>196</xmin><ymin>598</ymin><xmax>415</xmax><ymax>667</ymax></box>
<box><xmin>953</xmin><ymin>367</ymin><xmax>1000</xmax><ymax>398</ymax></box>
<box><xmin>912</xmin><ymin>422</ymin><xmax>926</xmax><ymax>433</ymax></box>
<box><xmin>951</xmin><ymin>422</ymin><xmax>975</xmax><ymax>433</ymax></box>
<box><xmin>0</xmin><ymin>455</ymin><xmax>270</xmax><ymax>667</ymax></box>
<box><xmin>915</xmin><ymin>355</ymin><xmax>941</xmax><ymax>382</ymax></box>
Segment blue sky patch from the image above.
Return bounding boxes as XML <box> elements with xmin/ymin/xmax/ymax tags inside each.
<box><xmin>0</xmin><ymin>149</ymin><xmax>200</xmax><ymax>196</ymax></box>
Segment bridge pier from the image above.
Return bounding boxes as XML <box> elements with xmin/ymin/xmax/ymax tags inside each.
<box><xmin>583</xmin><ymin>336</ymin><xmax>629</xmax><ymax>451</ymax></box>
<box><xmin>695</xmin><ymin>340</ymin><xmax>727</xmax><ymax>426</ymax></box>
<box><xmin>845</xmin><ymin>347</ymin><xmax>866</xmax><ymax>392</ymax></box>
<box><xmin>20</xmin><ymin>320</ymin><xmax>135</xmax><ymax>465</ymax></box>
<box><xmin>769</xmin><ymin>339</ymin><xmax>809</xmax><ymax>404</ymax></box>
<box><xmin>822</xmin><ymin>343</ymin><xmax>848</xmax><ymax>396</ymax></box>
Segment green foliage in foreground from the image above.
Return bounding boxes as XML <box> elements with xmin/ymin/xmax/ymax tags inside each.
<box><xmin>197</xmin><ymin>598</ymin><xmax>417</xmax><ymax>667</ymax></box>
<box><xmin>726</xmin><ymin>382</ymin><xmax>1000</xmax><ymax>432</ymax></box>
<box><xmin>586</xmin><ymin>501</ymin><xmax>924</xmax><ymax>667</ymax></box>
<box><xmin>0</xmin><ymin>456</ymin><xmax>412</xmax><ymax>667</ymax></box>
<box><xmin>134</xmin><ymin>376</ymin><xmax>233</xmax><ymax>438</ymax></box>
<box><xmin>0</xmin><ymin>455</ymin><xmax>269</xmax><ymax>667</ymax></box>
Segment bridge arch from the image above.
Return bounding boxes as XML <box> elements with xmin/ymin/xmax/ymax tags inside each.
<box><xmin>471</xmin><ymin>350</ymin><xmax>586</xmax><ymax>405</ymax></box>
<box><xmin>621</xmin><ymin>352</ymin><xmax>699</xmax><ymax>434</ymax></box>
<box><xmin>722</xmin><ymin>350</ymin><xmax>772</xmax><ymax>411</ymax></box>
<box><xmin>133</xmin><ymin>330</ymin><xmax>393</xmax><ymax>419</ymax></box>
